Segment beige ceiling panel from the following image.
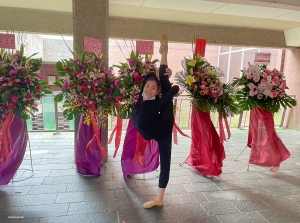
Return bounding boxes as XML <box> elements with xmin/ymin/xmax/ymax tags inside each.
<box><xmin>275</xmin><ymin>11</ymin><xmax>300</xmax><ymax>22</ymax></box>
<box><xmin>0</xmin><ymin>0</ymin><xmax>72</xmax><ymax>12</ymax></box>
<box><xmin>109</xmin><ymin>0</ymin><xmax>144</xmax><ymax>6</ymax></box>
<box><xmin>207</xmin><ymin>0</ymin><xmax>300</xmax><ymax>10</ymax></box>
<box><xmin>110</xmin><ymin>3</ymin><xmax>300</xmax><ymax>31</ymax></box>
<box><xmin>212</xmin><ymin>3</ymin><xmax>295</xmax><ymax>19</ymax></box>
<box><xmin>142</xmin><ymin>0</ymin><xmax>226</xmax><ymax>13</ymax></box>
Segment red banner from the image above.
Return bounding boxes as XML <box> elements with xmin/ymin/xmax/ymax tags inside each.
<box><xmin>194</xmin><ymin>38</ymin><xmax>206</xmax><ymax>57</ymax></box>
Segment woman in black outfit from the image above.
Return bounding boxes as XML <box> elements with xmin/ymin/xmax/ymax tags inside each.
<box><xmin>132</xmin><ymin>34</ymin><xmax>179</xmax><ymax>208</ymax></box>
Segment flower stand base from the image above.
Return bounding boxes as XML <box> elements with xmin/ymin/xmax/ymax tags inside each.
<box><xmin>185</xmin><ymin>108</ymin><xmax>225</xmax><ymax>176</ymax></box>
<box><xmin>247</xmin><ymin>108</ymin><xmax>290</xmax><ymax>170</ymax></box>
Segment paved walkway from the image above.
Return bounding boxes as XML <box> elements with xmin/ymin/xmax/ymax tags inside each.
<box><xmin>0</xmin><ymin>128</ymin><xmax>300</xmax><ymax>223</ymax></box>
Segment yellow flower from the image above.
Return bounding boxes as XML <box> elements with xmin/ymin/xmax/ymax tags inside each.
<box><xmin>207</xmin><ymin>68</ymin><xmax>217</xmax><ymax>77</ymax></box>
<box><xmin>196</xmin><ymin>55</ymin><xmax>203</xmax><ymax>63</ymax></box>
<box><xmin>188</xmin><ymin>59</ymin><xmax>196</xmax><ymax>67</ymax></box>
<box><xmin>200</xmin><ymin>90</ymin><xmax>206</xmax><ymax>95</ymax></box>
<box><xmin>185</xmin><ymin>75</ymin><xmax>195</xmax><ymax>85</ymax></box>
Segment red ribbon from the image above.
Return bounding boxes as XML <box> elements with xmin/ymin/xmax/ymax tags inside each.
<box><xmin>0</xmin><ymin>112</ymin><xmax>15</xmax><ymax>166</ymax></box>
<box><xmin>108</xmin><ymin>116</ymin><xmax>123</xmax><ymax>158</ymax></box>
<box><xmin>131</xmin><ymin>132</ymin><xmax>148</xmax><ymax>167</ymax></box>
<box><xmin>108</xmin><ymin>96</ymin><xmax>123</xmax><ymax>158</ymax></box>
<box><xmin>173</xmin><ymin>124</ymin><xmax>178</xmax><ymax>144</ymax></box>
<box><xmin>218</xmin><ymin>113</ymin><xmax>231</xmax><ymax>143</ymax></box>
<box><xmin>86</xmin><ymin>107</ymin><xmax>107</xmax><ymax>158</ymax></box>
<box><xmin>173</xmin><ymin>122</ymin><xmax>191</xmax><ymax>145</ymax></box>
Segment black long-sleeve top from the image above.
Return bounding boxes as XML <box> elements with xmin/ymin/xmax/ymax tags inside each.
<box><xmin>132</xmin><ymin>65</ymin><xmax>179</xmax><ymax>140</ymax></box>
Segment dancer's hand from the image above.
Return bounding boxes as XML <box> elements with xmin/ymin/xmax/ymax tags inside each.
<box><xmin>164</xmin><ymin>68</ymin><xmax>172</xmax><ymax>78</ymax></box>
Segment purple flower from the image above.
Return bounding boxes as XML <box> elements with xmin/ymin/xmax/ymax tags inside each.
<box><xmin>104</xmin><ymin>71</ymin><xmax>109</xmax><ymax>75</ymax></box>
<box><xmin>25</xmin><ymin>91</ymin><xmax>33</xmax><ymax>100</ymax></box>
<box><xmin>24</xmin><ymin>76</ymin><xmax>33</xmax><ymax>85</ymax></box>
<box><xmin>73</xmin><ymin>58</ymin><xmax>79</xmax><ymax>63</ymax></box>
<box><xmin>77</xmin><ymin>73</ymin><xmax>84</xmax><ymax>78</ymax></box>
<box><xmin>114</xmin><ymin>79</ymin><xmax>120</xmax><ymax>86</ymax></box>
<box><xmin>62</xmin><ymin>82</ymin><xmax>69</xmax><ymax>89</ymax></box>
<box><xmin>97</xmin><ymin>57</ymin><xmax>102</xmax><ymax>61</ymax></box>
<box><xmin>36</xmin><ymin>73</ymin><xmax>44</xmax><ymax>80</ymax></box>
<box><xmin>129</xmin><ymin>59</ymin><xmax>136</xmax><ymax>64</ymax></box>
<box><xmin>10</xmin><ymin>69</ymin><xmax>18</xmax><ymax>75</ymax></box>
<box><xmin>13</xmin><ymin>54</ymin><xmax>21</xmax><ymax>57</ymax></box>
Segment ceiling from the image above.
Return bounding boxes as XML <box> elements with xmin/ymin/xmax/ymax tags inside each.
<box><xmin>1</xmin><ymin>0</ymin><xmax>300</xmax><ymax>31</ymax></box>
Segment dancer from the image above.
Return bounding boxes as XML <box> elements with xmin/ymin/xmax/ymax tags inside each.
<box><xmin>132</xmin><ymin>34</ymin><xmax>179</xmax><ymax>208</ymax></box>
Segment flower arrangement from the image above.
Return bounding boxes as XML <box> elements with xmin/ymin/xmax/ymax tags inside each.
<box><xmin>175</xmin><ymin>54</ymin><xmax>239</xmax><ymax>117</ymax></box>
<box><xmin>232</xmin><ymin>63</ymin><xmax>296</xmax><ymax>113</ymax></box>
<box><xmin>0</xmin><ymin>44</ymin><xmax>52</xmax><ymax>121</ymax></box>
<box><xmin>54</xmin><ymin>52</ymin><xmax>119</xmax><ymax>126</ymax></box>
<box><xmin>113</xmin><ymin>50</ymin><xmax>159</xmax><ymax>118</ymax></box>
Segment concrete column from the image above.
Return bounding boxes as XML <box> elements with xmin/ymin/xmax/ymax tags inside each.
<box><xmin>282</xmin><ymin>49</ymin><xmax>300</xmax><ymax>130</ymax></box>
<box><xmin>73</xmin><ymin>0</ymin><xmax>109</xmax><ymax>155</ymax></box>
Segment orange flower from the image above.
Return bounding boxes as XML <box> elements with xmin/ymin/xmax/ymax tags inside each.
<box><xmin>200</xmin><ymin>90</ymin><xmax>206</xmax><ymax>95</ymax></box>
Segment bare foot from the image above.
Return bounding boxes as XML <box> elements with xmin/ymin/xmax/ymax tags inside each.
<box><xmin>159</xmin><ymin>34</ymin><xmax>168</xmax><ymax>54</ymax></box>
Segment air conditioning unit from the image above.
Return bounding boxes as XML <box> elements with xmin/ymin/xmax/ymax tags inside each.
<box><xmin>284</xmin><ymin>27</ymin><xmax>300</xmax><ymax>47</ymax></box>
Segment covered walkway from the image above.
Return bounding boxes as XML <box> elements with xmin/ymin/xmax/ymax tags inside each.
<box><xmin>0</xmin><ymin>129</ymin><xmax>300</xmax><ymax>223</ymax></box>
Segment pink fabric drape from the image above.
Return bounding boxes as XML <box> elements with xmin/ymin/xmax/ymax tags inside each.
<box><xmin>185</xmin><ymin>108</ymin><xmax>225</xmax><ymax>176</ymax></box>
<box><xmin>247</xmin><ymin>107</ymin><xmax>290</xmax><ymax>168</ymax></box>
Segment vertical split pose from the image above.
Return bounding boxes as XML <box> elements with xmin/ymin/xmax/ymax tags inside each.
<box><xmin>132</xmin><ymin>34</ymin><xmax>179</xmax><ymax>208</ymax></box>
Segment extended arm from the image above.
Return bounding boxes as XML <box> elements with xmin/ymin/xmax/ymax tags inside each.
<box><xmin>159</xmin><ymin>64</ymin><xmax>171</xmax><ymax>96</ymax></box>
<box><xmin>158</xmin><ymin>85</ymin><xmax>179</xmax><ymax>111</ymax></box>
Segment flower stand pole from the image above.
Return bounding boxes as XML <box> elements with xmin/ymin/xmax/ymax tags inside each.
<box><xmin>75</xmin><ymin>115</ymin><xmax>102</xmax><ymax>176</ymax></box>
<box><xmin>0</xmin><ymin>114</ymin><xmax>28</xmax><ymax>185</ymax></box>
<box><xmin>247</xmin><ymin>107</ymin><xmax>290</xmax><ymax>171</ymax></box>
<box><xmin>121</xmin><ymin>118</ymin><xmax>159</xmax><ymax>179</ymax></box>
<box><xmin>185</xmin><ymin>107</ymin><xmax>226</xmax><ymax>176</ymax></box>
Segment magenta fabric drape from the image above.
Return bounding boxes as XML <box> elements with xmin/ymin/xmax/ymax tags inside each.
<box><xmin>75</xmin><ymin>115</ymin><xmax>102</xmax><ymax>176</ymax></box>
<box><xmin>121</xmin><ymin>118</ymin><xmax>159</xmax><ymax>179</ymax></box>
<box><xmin>0</xmin><ymin>117</ymin><xmax>28</xmax><ymax>185</ymax></box>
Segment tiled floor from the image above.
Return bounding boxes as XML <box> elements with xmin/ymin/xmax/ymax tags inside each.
<box><xmin>1</xmin><ymin>128</ymin><xmax>300</xmax><ymax>223</ymax></box>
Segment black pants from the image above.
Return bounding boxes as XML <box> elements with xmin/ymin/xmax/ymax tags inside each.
<box><xmin>157</xmin><ymin>132</ymin><xmax>172</xmax><ymax>188</ymax></box>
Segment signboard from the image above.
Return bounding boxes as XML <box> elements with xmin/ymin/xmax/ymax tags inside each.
<box><xmin>194</xmin><ymin>38</ymin><xmax>206</xmax><ymax>57</ymax></box>
<box><xmin>0</xmin><ymin>33</ymin><xmax>15</xmax><ymax>49</ymax></box>
<box><xmin>254</xmin><ymin>52</ymin><xmax>271</xmax><ymax>65</ymax></box>
<box><xmin>84</xmin><ymin>37</ymin><xmax>102</xmax><ymax>54</ymax></box>
<box><xmin>136</xmin><ymin>40</ymin><xmax>154</xmax><ymax>55</ymax></box>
